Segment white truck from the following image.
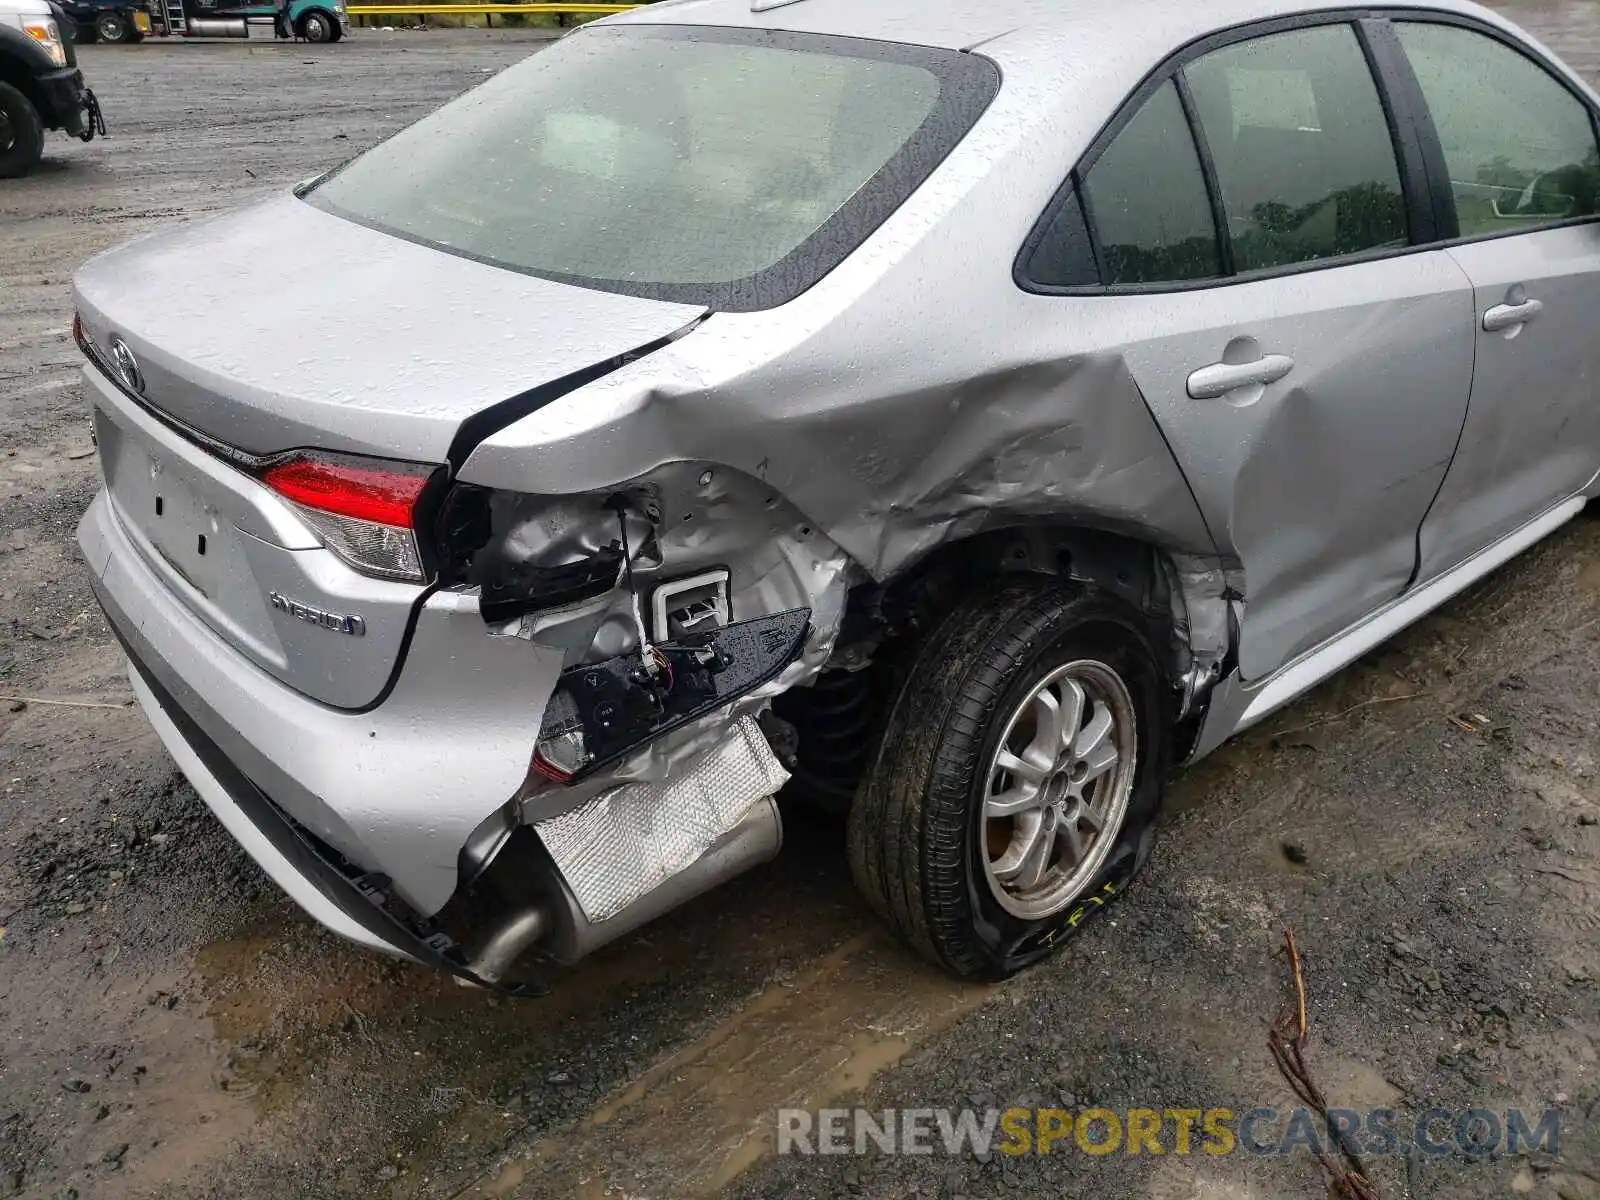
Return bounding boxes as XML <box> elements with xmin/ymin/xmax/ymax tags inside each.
<box><xmin>0</xmin><ymin>0</ymin><xmax>103</xmax><ymax>177</ymax></box>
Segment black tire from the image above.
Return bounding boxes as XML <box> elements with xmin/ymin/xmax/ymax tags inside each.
<box><xmin>95</xmin><ymin>12</ymin><xmax>132</xmax><ymax>41</ymax></box>
<box><xmin>847</xmin><ymin>579</ymin><xmax>1169</xmax><ymax>979</ymax></box>
<box><xmin>0</xmin><ymin>81</ymin><xmax>45</xmax><ymax>180</ymax></box>
<box><xmin>300</xmin><ymin>11</ymin><xmax>332</xmax><ymax>41</ymax></box>
<box><xmin>328</xmin><ymin>20</ymin><xmax>343</xmax><ymax>41</ymax></box>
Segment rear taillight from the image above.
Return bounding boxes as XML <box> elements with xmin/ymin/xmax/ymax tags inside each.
<box><xmin>261</xmin><ymin>452</ymin><xmax>435</xmax><ymax>582</ymax></box>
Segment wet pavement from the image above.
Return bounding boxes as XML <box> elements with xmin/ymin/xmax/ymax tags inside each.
<box><xmin>2</xmin><ymin>10</ymin><xmax>1599</xmax><ymax>1199</ymax></box>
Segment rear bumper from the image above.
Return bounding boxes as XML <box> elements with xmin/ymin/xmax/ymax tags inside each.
<box><xmin>125</xmin><ymin>658</ymin><xmax>439</xmax><ymax>965</ymax></box>
<box><xmin>78</xmin><ymin>486</ymin><xmax>565</xmax><ymax>921</ymax></box>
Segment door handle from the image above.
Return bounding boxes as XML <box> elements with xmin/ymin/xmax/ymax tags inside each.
<box><xmin>1482</xmin><ymin>298</ymin><xmax>1543</xmax><ymax>332</ymax></box>
<box><xmin>1186</xmin><ymin>353</ymin><xmax>1295</xmax><ymax>400</ymax></box>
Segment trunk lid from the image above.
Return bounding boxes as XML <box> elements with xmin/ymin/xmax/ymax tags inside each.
<box><xmin>74</xmin><ymin>195</ymin><xmax>704</xmax><ymax>709</ymax></box>
<box><xmin>72</xmin><ymin>194</ymin><xmax>706</xmax><ymax>464</ymax></box>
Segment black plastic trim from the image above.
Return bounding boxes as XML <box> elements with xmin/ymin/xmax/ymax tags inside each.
<box><xmin>1355</xmin><ymin>17</ymin><xmax>1439</xmax><ymax>244</ymax></box>
<box><xmin>543</xmin><ymin>607</ymin><xmax>812</xmax><ymax>780</ymax></box>
<box><xmin>33</xmin><ymin>67</ymin><xmax>90</xmax><ymax>133</ymax></box>
<box><xmin>1173</xmin><ymin>69</ymin><xmax>1234</xmax><ymax>278</ymax></box>
<box><xmin>1075</xmin><ymin>169</ymin><xmax>1108</xmax><ymax>285</ymax></box>
<box><xmin>1362</xmin><ymin>17</ymin><xmax>1456</xmax><ymax>241</ymax></box>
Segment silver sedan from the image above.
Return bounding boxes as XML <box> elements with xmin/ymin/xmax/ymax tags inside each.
<box><xmin>73</xmin><ymin>0</ymin><xmax>1600</xmax><ymax>986</ymax></box>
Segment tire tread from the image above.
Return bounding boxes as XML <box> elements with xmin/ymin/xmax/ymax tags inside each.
<box><xmin>848</xmin><ymin>578</ymin><xmax>1166</xmax><ymax>978</ymax></box>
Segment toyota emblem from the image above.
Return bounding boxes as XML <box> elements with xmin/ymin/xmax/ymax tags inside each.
<box><xmin>109</xmin><ymin>337</ymin><xmax>144</xmax><ymax>396</ymax></box>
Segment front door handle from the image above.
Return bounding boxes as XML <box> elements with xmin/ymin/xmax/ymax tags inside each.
<box><xmin>1482</xmin><ymin>298</ymin><xmax>1543</xmax><ymax>332</ymax></box>
<box><xmin>1186</xmin><ymin>353</ymin><xmax>1295</xmax><ymax>400</ymax></box>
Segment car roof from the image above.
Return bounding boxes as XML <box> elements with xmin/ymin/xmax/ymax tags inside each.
<box><xmin>603</xmin><ymin>0</ymin><xmax>1506</xmax><ymax>61</ymax></box>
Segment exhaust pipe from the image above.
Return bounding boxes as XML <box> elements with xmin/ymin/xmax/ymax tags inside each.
<box><xmin>464</xmin><ymin>903</ymin><xmax>553</xmax><ymax>986</ymax></box>
<box><xmin>460</xmin><ymin>797</ymin><xmax>780</xmax><ymax>982</ymax></box>
<box><xmin>466</xmin><ymin>714</ymin><xmax>787</xmax><ymax>980</ymax></box>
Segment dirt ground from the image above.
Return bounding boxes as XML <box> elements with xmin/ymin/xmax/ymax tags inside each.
<box><xmin>2</xmin><ymin>10</ymin><xmax>1599</xmax><ymax>1200</ymax></box>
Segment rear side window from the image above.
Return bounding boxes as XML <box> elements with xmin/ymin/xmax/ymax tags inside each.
<box><xmin>1183</xmin><ymin>25</ymin><xmax>1408</xmax><ymax>271</ymax></box>
<box><xmin>306</xmin><ymin>26</ymin><xmax>998</xmax><ymax>311</ymax></box>
<box><xmin>1023</xmin><ymin>190</ymin><xmax>1099</xmax><ymax>288</ymax></box>
<box><xmin>1395</xmin><ymin>21</ymin><xmax>1600</xmax><ymax>236</ymax></box>
<box><xmin>1081</xmin><ymin>81</ymin><xmax>1222</xmax><ymax>285</ymax></box>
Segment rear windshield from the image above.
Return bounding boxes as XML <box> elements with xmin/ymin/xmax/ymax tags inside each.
<box><xmin>305</xmin><ymin>25</ymin><xmax>998</xmax><ymax>311</ymax></box>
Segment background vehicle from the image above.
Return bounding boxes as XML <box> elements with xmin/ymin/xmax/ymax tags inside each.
<box><xmin>0</xmin><ymin>0</ymin><xmax>102</xmax><ymax>177</ymax></box>
<box><xmin>148</xmin><ymin>0</ymin><xmax>346</xmax><ymax>41</ymax></box>
<box><xmin>57</xmin><ymin>0</ymin><xmax>151</xmax><ymax>43</ymax></box>
<box><xmin>72</xmin><ymin>0</ymin><xmax>1600</xmax><ymax>990</ymax></box>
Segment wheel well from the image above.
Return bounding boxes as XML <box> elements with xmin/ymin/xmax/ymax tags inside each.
<box><xmin>0</xmin><ymin>56</ymin><xmax>47</xmax><ymax>119</ymax></box>
<box><xmin>772</xmin><ymin>524</ymin><xmax>1216</xmax><ymax>810</ymax></box>
<box><xmin>843</xmin><ymin>526</ymin><xmax>1183</xmax><ymax>660</ymax></box>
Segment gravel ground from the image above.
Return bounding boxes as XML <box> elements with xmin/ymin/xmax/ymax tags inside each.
<box><xmin>2</xmin><ymin>10</ymin><xmax>1599</xmax><ymax>1200</ymax></box>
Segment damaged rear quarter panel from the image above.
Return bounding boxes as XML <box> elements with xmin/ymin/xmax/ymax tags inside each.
<box><xmin>455</xmin><ymin>52</ymin><xmax>1220</xmax><ymax>599</ymax></box>
<box><xmin>449</xmin><ymin>29</ymin><xmax>1234</xmax><ymax>824</ymax></box>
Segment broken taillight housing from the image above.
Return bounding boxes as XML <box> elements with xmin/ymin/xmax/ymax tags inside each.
<box><xmin>531</xmin><ymin>691</ymin><xmax>590</xmax><ymax>782</ymax></box>
<box><xmin>261</xmin><ymin>452</ymin><xmax>436</xmax><ymax>582</ymax></box>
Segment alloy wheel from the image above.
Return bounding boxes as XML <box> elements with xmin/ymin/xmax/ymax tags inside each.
<box><xmin>980</xmin><ymin>659</ymin><xmax>1137</xmax><ymax>919</ymax></box>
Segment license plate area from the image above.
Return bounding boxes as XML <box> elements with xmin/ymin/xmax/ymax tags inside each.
<box><xmin>96</xmin><ymin>406</ymin><xmax>240</xmax><ymax>604</ymax></box>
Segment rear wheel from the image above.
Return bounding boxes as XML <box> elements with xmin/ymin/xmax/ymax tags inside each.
<box><xmin>301</xmin><ymin>11</ymin><xmax>333</xmax><ymax>41</ymax></box>
<box><xmin>847</xmin><ymin>579</ymin><xmax>1169</xmax><ymax>979</ymax></box>
<box><xmin>0</xmin><ymin>82</ymin><xmax>45</xmax><ymax>180</ymax></box>
<box><xmin>94</xmin><ymin>12</ymin><xmax>133</xmax><ymax>41</ymax></box>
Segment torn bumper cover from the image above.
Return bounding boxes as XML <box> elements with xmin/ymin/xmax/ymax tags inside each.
<box><xmin>79</xmin><ymin>482</ymin><xmax>819</xmax><ymax>982</ymax></box>
<box><xmin>77</xmin><ymin>486</ymin><xmax>559</xmax><ymax>923</ymax></box>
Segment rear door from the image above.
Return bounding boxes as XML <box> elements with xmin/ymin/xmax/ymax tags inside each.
<box><xmin>1393</xmin><ymin>19</ymin><xmax>1600</xmax><ymax>581</ymax></box>
<box><xmin>1021</xmin><ymin>19</ymin><xmax>1474</xmax><ymax>681</ymax></box>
